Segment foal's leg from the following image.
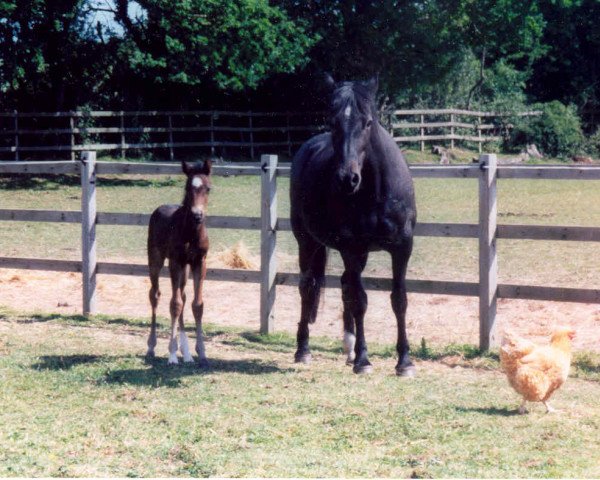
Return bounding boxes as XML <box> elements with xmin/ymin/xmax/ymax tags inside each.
<box><xmin>295</xmin><ymin>238</ymin><xmax>327</xmax><ymax>364</ymax></box>
<box><xmin>192</xmin><ymin>255</ymin><xmax>209</xmax><ymax>368</ymax></box>
<box><xmin>340</xmin><ymin>250</ymin><xmax>370</xmax><ymax>374</ymax></box>
<box><xmin>147</xmin><ymin>249</ymin><xmax>164</xmax><ymax>360</ymax></box>
<box><xmin>391</xmin><ymin>246</ymin><xmax>415</xmax><ymax>377</ymax></box>
<box><xmin>178</xmin><ymin>265</ymin><xmax>194</xmax><ymax>363</ymax></box>
<box><xmin>168</xmin><ymin>262</ymin><xmax>185</xmax><ymax>365</ymax></box>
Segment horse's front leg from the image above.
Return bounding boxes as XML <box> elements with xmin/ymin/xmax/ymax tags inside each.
<box><xmin>340</xmin><ymin>250</ymin><xmax>370</xmax><ymax>374</ymax></box>
<box><xmin>294</xmin><ymin>238</ymin><xmax>327</xmax><ymax>364</ymax></box>
<box><xmin>342</xmin><ymin>309</ymin><xmax>356</xmax><ymax>365</ymax></box>
<box><xmin>391</xmin><ymin>247</ymin><xmax>415</xmax><ymax>377</ymax></box>
<box><xmin>192</xmin><ymin>255</ymin><xmax>209</xmax><ymax>368</ymax></box>
<box><xmin>168</xmin><ymin>262</ymin><xmax>185</xmax><ymax>365</ymax></box>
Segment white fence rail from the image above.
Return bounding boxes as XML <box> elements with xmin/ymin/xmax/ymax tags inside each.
<box><xmin>1</xmin><ymin>154</ymin><xmax>599</xmax><ymax>350</ymax></box>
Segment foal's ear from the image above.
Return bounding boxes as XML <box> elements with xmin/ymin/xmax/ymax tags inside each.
<box><xmin>181</xmin><ymin>160</ymin><xmax>191</xmax><ymax>176</ymax></box>
<box><xmin>201</xmin><ymin>158</ymin><xmax>212</xmax><ymax>176</ymax></box>
<box><xmin>365</xmin><ymin>75</ymin><xmax>379</xmax><ymax>97</ymax></box>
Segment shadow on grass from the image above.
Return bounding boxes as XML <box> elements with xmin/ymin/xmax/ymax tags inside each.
<box><xmin>16</xmin><ymin>313</ymin><xmax>89</xmax><ymax>324</ymax></box>
<box><xmin>106</xmin><ymin>357</ymin><xmax>292</xmax><ymax>388</ymax></box>
<box><xmin>454</xmin><ymin>405</ymin><xmax>520</xmax><ymax>417</ymax></box>
<box><xmin>32</xmin><ymin>354</ymin><xmax>106</xmax><ymax>370</ymax></box>
<box><xmin>31</xmin><ymin>353</ymin><xmax>291</xmax><ymax>388</ymax></box>
<box><xmin>224</xmin><ymin>331</ymin><xmax>344</xmax><ymax>356</ymax></box>
<box><xmin>0</xmin><ymin>173</ymin><xmax>179</xmax><ymax>191</ymax></box>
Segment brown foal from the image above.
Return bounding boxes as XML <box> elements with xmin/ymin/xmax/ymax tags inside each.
<box><xmin>146</xmin><ymin>159</ymin><xmax>212</xmax><ymax>367</ymax></box>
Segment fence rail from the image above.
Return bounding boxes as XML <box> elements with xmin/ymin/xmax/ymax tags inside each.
<box><xmin>1</xmin><ymin>155</ymin><xmax>599</xmax><ymax>349</ymax></box>
<box><xmin>0</xmin><ymin>109</ymin><xmax>540</xmax><ymax>161</ymax></box>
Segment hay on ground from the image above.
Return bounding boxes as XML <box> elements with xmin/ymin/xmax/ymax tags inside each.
<box><xmin>217</xmin><ymin>241</ymin><xmax>257</xmax><ymax>270</ymax></box>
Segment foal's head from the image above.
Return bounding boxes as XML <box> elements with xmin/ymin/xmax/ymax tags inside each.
<box><xmin>326</xmin><ymin>75</ymin><xmax>378</xmax><ymax>194</ymax></box>
<box><xmin>181</xmin><ymin>159</ymin><xmax>212</xmax><ymax>225</ymax></box>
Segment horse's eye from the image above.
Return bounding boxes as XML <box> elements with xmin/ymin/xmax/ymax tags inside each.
<box><xmin>365</xmin><ymin>119</ymin><xmax>373</xmax><ymax>128</ymax></box>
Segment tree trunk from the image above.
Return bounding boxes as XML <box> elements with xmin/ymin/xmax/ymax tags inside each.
<box><xmin>466</xmin><ymin>47</ymin><xmax>487</xmax><ymax>110</ymax></box>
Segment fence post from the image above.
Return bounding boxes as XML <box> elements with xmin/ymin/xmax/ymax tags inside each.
<box><xmin>70</xmin><ymin>115</ymin><xmax>76</xmax><ymax>161</ymax></box>
<box><xmin>260</xmin><ymin>154</ymin><xmax>277</xmax><ymax>334</ymax></box>
<box><xmin>120</xmin><ymin>111</ymin><xmax>126</xmax><ymax>160</ymax></box>
<box><xmin>450</xmin><ymin>113</ymin><xmax>455</xmax><ymax>150</ymax></box>
<box><xmin>81</xmin><ymin>151</ymin><xmax>97</xmax><ymax>316</ymax></box>
<box><xmin>249</xmin><ymin>112</ymin><xmax>255</xmax><ymax>160</ymax></box>
<box><xmin>210</xmin><ymin>113</ymin><xmax>216</xmax><ymax>157</ymax></box>
<box><xmin>420</xmin><ymin>114</ymin><xmax>425</xmax><ymax>152</ymax></box>
<box><xmin>478</xmin><ymin>153</ymin><xmax>498</xmax><ymax>350</ymax></box>
<box><xmin>286</xmin><ymin>113</ymin><xmax>292</xmax><ymax>157</ymax></box>
<box><xmin>168</xmin><ymin>114</ymin><xmax>174</xmax><ymax>161</ymax></box>
<box><xmin>13</xmin><ymin>110</ymin><xmax>19</xmax><ymax>161</ymax></box>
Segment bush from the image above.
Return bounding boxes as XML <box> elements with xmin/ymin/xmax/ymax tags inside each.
<box><xmin>510</xmin><ymin>101</ymin><xmax>584</xmax><ymax>158</ymax></box>
<box><xmin>585</xmin><ymin>127</ymin><xmax>600</xmax><ymax>159</ymax></box>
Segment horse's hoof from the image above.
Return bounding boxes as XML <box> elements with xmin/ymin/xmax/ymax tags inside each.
<box><xmin>353</xmin><ymin>363</ymin><xmax>373</xmax><ymax>374</ymax></box>
<box><xmin>345</xmin><ymin>357</ymin><xmax>355</xmax><ymax>366</ymax></box>
<box><xmin>197</xmin><ymin>358</ymin><xmax>210</xmax><ymax>369</ymax></box>
<box><xmin>144</xmin><ymin>351</ymin><xmax>155</xmax><ymax>363</ymax></box>
<box><xmin>396</xmin><ymin>365</ymin><xmax>416</xmax><ymax>377</ymax></box>
<box><xmin>294</xmin><ymin>352</ymin><xmax>312</xmax><ymax>364</ymax></box>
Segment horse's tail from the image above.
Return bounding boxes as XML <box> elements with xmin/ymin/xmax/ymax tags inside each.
<box><xmin>309</xmin><ymin>247</ymin><xmax>330</xmax><ymax>324</ymax></box>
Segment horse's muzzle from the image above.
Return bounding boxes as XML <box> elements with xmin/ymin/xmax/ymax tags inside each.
<box><xmin>337</xmin><ymin>171</ymin><xmax>361</xmax><ymax>195</ymax></box>
<box><xmin>191</xmin><ymin>207</ymin><xmax>204</xmax><ymax>225</ymax></box>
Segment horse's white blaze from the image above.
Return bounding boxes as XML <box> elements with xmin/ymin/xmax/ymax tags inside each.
<box><xmin>344</xmin><ymin>105</ymin><xmax>352</xmax><ymax>118</ymax></box>
<box><xmin>180</xmin><ymin>330</ymin><xmax>194</xmax><ymax>362</ymax></box>
<box><xmin>192</xmin><ymin>176</ymin><xmax>203</xmax><ymax>188</ymax></box>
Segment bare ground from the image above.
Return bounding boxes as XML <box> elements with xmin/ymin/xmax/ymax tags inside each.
<box><xmin>1</xmin><ymin>265</ymin><xmax>599</xmax><ymax>353</ymax></box>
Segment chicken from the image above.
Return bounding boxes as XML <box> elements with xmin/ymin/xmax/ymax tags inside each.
<box><xmin>500</xmin><ymin>326</ymin><xmax>576</xmax><ymax>414</ymax></box>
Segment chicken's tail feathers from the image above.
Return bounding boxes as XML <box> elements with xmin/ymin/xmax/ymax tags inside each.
<box><xmin>500</xmin><ymin>331</ymin><xmax>536</xmax><ymax>374</ymax></box>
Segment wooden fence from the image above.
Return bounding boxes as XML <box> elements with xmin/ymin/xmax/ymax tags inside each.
<box><xmin>391</xmin><ymin>109</ymin><xmax>541</xmax><ymax>153</ymax></box>
<box><xmin>1</xmin><ymin>154</ymin><xmax>599</xmax><ymax>350</ymax></box>
<box><xmin>0</xmin><ymin>109</ymin><xmax>540</xmax><ymax>161</ymax></box>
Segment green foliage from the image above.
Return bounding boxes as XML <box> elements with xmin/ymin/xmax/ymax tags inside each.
<box><xmin>0</xmin><ymin>0</ymin><xmax>600</xmax><ymax>124</ymax></box>
<box><xmin>511</xmin><ymin>101</ymin><xmax>584</xmax><ymax>157</ymax></box>
<box><xmin>117</xmin><ymin>0</ymin><xmax>316</xmax><ymax>91</ymax></box>
<box><xmin>585</xmin><ymin>127</ymin><xmax>600</xmax><ymax>159</ymax></box>
<box><xmin>530</xmin><ymin>0</ymin><xmax>600</xmax><ymax>111</ymax></box>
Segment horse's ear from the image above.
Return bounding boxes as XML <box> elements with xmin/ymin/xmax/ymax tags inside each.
<box><xmin>365</xmin><ymin>75</ymin><xmax>379</xmax><ymax>98</ymax></box>
<box><xmin>323</xmin><ymin>72</ymin><xmax>336</xmax><ymax>91</ymax></box>
<box><xmin>181</xmin><ymin>160</ymin><xmax>191</xmax><ymax>176</ymax></box>
<box><xmin>202</xmin><ymin>158</ymin><xmax>212</xmax><ymax>176</ymax></box>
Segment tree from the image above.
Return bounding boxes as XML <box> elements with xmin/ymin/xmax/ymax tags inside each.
<box><xmin>529</xmin><ymin>0</ymin><xmax>600</xmax><ymax>119</ymax></box>
<box><xmin>0</xmin><ymin>0</ymin><xmax>116</xmax><ymax>110</ymax></box>
<box><xmin>440</xmin><ymin>0</ymin><xmax>546</xmax><ymax>109</ymax></box>
<box><xmin>275</xmin><ymin>0</ymin><xmax>464</xmax><ymax>104</ymax></box>
<box><xmin>113</xmin><ymin>0</ymin><xmax>316</xmax><ymax>93</ymax></box>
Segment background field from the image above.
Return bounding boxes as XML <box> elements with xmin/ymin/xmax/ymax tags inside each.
<box><xmin>1</xmin><ymin>153</ymin><xmax>599</xmax><ymax>289</ymax></box>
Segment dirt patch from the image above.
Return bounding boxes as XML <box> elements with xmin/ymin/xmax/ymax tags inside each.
<box><xmin>1</xmin><ymin>268</ymin><xmax>599</xmax><ymax>352</ymax></box>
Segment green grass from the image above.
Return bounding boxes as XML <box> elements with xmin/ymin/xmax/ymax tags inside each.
<box><xmin>1</xmin><ymin>308</ymin><xmax>600</xmax><ymax>477</ymax></box>
<box><xmin>1</xmin><ymin>158</ymin><xmax>599</xmax><ymax>287</ymax></box>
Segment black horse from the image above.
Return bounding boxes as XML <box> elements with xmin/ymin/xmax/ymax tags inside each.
<box><xmin>290</xmin><ymin>76</ymin><xmax>417</xmax><ymax>376</ymax></box>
